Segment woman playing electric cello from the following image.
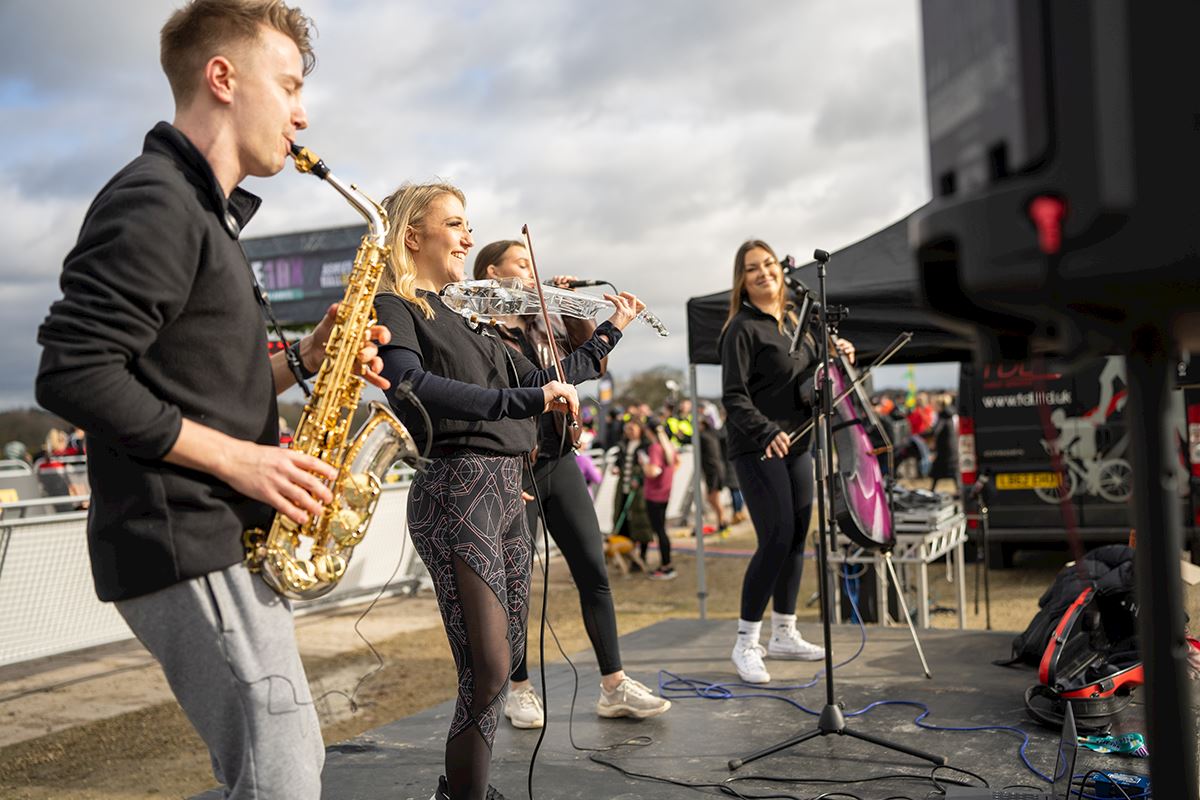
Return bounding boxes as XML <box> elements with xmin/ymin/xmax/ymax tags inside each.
<box><xmin>719</xmin><ymin>239</ymin><xmax>855</xmax><ymax>685</ymax></box>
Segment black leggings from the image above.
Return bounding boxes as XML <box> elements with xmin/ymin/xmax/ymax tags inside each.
<box><xmin>640</xmin><ymin>500</ymin><xmax>671</xmax><ymax>566</ymax></box>
<box><xmin>513</xmin><ymin>455</ymin><xmax>623</xmax><ymax>681</ymax></box>
<box><xmin>734</xmin><ymin>450</ymin><xmax>814</xmax><ymax>622</ymax></box>
<box><xmin>409</xmin><ymin>452</ymin><xmax>531</xmax><ymax>800</ymax></box>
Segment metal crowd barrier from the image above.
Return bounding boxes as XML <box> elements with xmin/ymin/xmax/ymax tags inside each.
<box><xmin>0</xmin><ymin>478</ymin><xmax>423</xmax><ymax>668</ymax></box>
<box><xmin>588</xmin><ymin>445</ymin><xmax>695</xmax><ymax>533</ymax></box>
<box><xmin>0</xmin><ymin>448</ymin><xmax>683</xmax><ymax>668</ymax></box>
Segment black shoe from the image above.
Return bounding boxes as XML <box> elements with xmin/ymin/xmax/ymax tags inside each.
<box><xmin>430</xmin><ymin>776</ymin><xmax>507</xmax><ymax>800</ymax></box>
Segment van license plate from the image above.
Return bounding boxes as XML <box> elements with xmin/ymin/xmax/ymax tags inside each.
<box><xmin>996</xmin><ymin>472</ymin><xmax>1060</xmax><ymax>490</ymax></box>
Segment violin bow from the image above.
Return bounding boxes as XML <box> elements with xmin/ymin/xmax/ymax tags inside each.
<box><xmin>782</xmin><ymin>330</ymin><xmax>914</xmax><ymax>449</ymax></box>
<box><xmin>521</xmin><ymin>224</ymin><xmax>575</xmax><ymax>427</ymax></box>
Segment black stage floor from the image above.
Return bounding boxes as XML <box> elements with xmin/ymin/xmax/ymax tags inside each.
<box><xmin>198</xmin><ymin>619</ymin><xmax>1163</xmax><ymax>799</ymax></box>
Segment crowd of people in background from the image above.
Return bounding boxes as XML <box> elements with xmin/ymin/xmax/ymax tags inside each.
<box><xmin>579</xmin><ymin>386</ymin><xmax>962</xmax><ymax>583</ymax></box>
<box><xmin>2</xmin><ymin>426</ymin><xmax>90</xmax><ymax>504</ymax></box>
<box><xmin>2</xmin><ymin>391</ymin><xmax>961</xmax><ymax>520</ymax></box>
<box><xmin>871</xmin><ymin>389</ymin><xmax>960</xmax><ymax>494</ymax></box>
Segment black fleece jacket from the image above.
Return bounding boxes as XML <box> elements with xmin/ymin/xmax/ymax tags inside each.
<box><xmin>376</xmin><ymin>291</ymin><xmax>619</xmax><ymax>456</ymax></box>
<box><xmin>36</xmin><ymin>123</ymin><xmax>277</xmax><ymax>602</ymax></box>
<box><xmin>719</xmin><ymin>302</ymin><xmax>818</xmax><ymax>460</ymax></box>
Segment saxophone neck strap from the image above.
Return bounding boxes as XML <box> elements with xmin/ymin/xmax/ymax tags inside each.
<box><xmin>246</xmin><ymin>262</ymin><xmax>312</xmax><ymax>397</ymax></box>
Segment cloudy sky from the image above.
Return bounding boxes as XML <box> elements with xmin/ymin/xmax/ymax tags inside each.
<box><xmin>0</xmin><ymin>0</ymin><xmax>948</xmax><ymax>410</ymax></box>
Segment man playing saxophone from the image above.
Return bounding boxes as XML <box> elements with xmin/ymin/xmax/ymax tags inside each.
<box><xmin>35</xmin><ymin>2</ymin><xmax>387</xmax><ymax>797</ymax></box>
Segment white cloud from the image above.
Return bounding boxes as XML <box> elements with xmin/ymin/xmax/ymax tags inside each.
<box><xmin>0</xmin><ymin>0</ymin><xmax>930</xmax><ymax>409</ymax></box>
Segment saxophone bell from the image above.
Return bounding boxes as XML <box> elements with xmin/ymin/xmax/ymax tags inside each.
<box><xmin>243</xmin><ymin>146</ymin><xmax>418</xmax><ymax>601</ymax></box>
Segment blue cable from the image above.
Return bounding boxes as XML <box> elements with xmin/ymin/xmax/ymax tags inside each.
<box><xmin>659</xmin><ymin>557</ymin><xmax>1063</xmax><ymax>785</ymax></box>
<box><xmin>842</xmin><ymin>564</ymin><xmax>862</xmax><ymax>625</ymax></box>
<box><xmin>660</xmin><ymin>560</ymin><xmax>871</xmax><ymax>702</ymax></box>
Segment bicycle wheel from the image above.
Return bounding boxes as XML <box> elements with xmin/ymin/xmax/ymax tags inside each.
<box><xmin>1097</xmin><ymin>459</ymin><xmax>1134</xmax><ymax>503</ymax></box>
<box><xmin>1035</xmin><ymin>469</ymin><xmax>1078</xmax><ymax>503</ymax></box>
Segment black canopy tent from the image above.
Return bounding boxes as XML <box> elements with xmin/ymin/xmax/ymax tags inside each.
<box><xmin>685</xmin><ymin>209</ymin><xmax>977</xmax><ymax>367</ymax></box>
<box><xmin>682</xmin><ymin>209</ymin><xmax>974</xmax><ymax>618</ymax></box>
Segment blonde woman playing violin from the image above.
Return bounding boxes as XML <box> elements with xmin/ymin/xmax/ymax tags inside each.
<box><xmin>373</xmin><ymin>185</ymin><xmax>642</xmax><ymax>800</ymax></box>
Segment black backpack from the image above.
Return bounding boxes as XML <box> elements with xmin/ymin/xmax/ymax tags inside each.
<box><xmin>999</xmin><ymin>546</ymin><xmax>1141</xmax><ymax>733</ymax></box>
<box><xmin>1001</xmin><ymin>545</ymin><xmax>1135</xmax><ymax>667</ymax></box>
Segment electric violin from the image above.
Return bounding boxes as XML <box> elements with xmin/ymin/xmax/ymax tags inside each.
<box><xmin>439</xmin><ymin>278</ymin><xmax>670</xmax><ymax>337</ymax></box>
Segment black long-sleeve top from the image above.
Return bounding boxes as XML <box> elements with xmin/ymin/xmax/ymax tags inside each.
<box><xmin>375</xmin><ymin>291</ymin><xmax>620</xmax><ymax>456</ymax></box>
<box><xmin>35</xmin><ymin>123</ymin><xmax>276</xmax><ymax>602</ymax></box>
<box><xmin>719</xmin><ymin>302</ymin><xmax>818</xmax><ymax>460</ymax></box>
<box><xmin>498</xmin><ymin>314</ymin><xmax>604</xmax><ymax>461</ymax></box>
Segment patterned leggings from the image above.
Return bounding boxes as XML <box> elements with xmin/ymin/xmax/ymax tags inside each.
<box><xmin>409</xmin><ymin>452</ymin><xmax>531</xmax><ymax>800</ymax></box>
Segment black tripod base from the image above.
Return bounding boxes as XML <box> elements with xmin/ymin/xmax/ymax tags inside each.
<box><xmin>727</xmin><ymin>704</ymin><xmax>946</xmax><ymax>771</ymax></box>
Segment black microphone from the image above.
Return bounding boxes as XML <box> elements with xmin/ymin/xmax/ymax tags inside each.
<box><xmin>813</xmin><ymin>248</ymin><xmax>830</xmax><ymax>263</ymax></box>
<box><xmin>542</xmin><ymin>278</ymin><xmax>608</xmax><ymax>288</ymax></box>
<box><xmin>780</xmin><ymin>255</ymin><xmax>809</xmax><ymax>293</ymax></box>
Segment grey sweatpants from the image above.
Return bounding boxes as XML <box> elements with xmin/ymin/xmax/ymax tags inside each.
<box><xmin>116</xmin><ymin>562</ymin><xmax>324</xmax><ymax>799</ymax></box>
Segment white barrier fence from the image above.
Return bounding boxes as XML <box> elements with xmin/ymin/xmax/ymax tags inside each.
<box><xmin>0</xmin><ymin>446</ymin><xmax>697</xmax><ymax>668</ymax></box>
<box><xmin>0</xmin><ymin>481</ymin><xmax>424</xmax><ymax>669</ymax></box>
<box><xmin>593</xmin><ymin>445</ymin><xmax>696</xmax><ymax>532</ymax></box>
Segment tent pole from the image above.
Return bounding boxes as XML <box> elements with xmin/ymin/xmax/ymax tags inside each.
<box><xmin>690</xmin><ymin>363</ymin><xmax>707</xmax><ymax>619</ymax></box>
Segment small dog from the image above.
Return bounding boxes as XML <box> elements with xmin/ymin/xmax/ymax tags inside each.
<box><xmin>604</xmin><ymin>534</ymin><xmax>647</xmax><ymax>577</ymax></box>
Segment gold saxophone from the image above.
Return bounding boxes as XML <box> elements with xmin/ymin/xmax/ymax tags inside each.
<box><xmin>243</xmin><ymin>144</ymin><xmax>419</xmax><ymax>601</ymax></box>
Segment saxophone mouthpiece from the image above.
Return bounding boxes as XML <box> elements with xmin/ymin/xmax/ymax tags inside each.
<box><xmin>289</xmin><ymin>143</ymin><xmax>330</xmax><ymax>180</ymax></box>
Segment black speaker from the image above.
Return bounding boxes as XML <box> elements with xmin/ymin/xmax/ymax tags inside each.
<box><xmin>912</xmin><ymin>0</ymin><xmax>1200</xmax><ymax>360</ymax></box>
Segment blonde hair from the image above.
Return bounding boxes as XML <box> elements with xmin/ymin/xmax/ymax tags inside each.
<box><xmin>160</xmin><ymin>0</ymin><xmax>316</xmax><ymax>105</ymax></box>
<box><xmin>44</xmin><ymin>428</ymin><xmax>69</xmax><ymax>455</ymax></box>
<box><xmin>378</xmin><ymin>181</ymin><xmax>467</xmax><ymax>320</ymax></box>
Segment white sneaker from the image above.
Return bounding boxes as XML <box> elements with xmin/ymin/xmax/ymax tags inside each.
<box><xmin>596</xmin><ymin>676</ymin><xmax>672</xmax><ymax>719</ymax></box>
<box><xmin>503</xmin><ymin>684</ymin><xmax>544</xmax><ymax>729</ymax></box>
<box><xmin>767</xmin><ymin>626</ymin><xmax>826</xmax><ymax>661</ymax></box>
<box><xmin>731</xmin><ymin>641</ymin><xmax>771</xmax><ymax>683</ymax></box>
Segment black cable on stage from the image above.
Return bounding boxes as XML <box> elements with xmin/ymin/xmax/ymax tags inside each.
<box><xmin>311</xmin><ymin>527</ymin><xmax>410</xmax><ymax>713</ymax></box>
<box><xmin>929</xmin><ymin>764</ymin><xmax>990</xmax><ymax>793</ymax></box>
<box><xmin>311</xmin><ymin>385</ymin><xmax>434</xmax><ymax>712</ymax></box>
<box><xmin>395</xmin><ymin>380</ymin><xmax>434</xmax><ymax>461</ymax></box>
<box><xmin>525</xmin><ymin>454</ymin><xmax>553</xmax><ymax>800</ymax></box>
<box><xmin>205</xmin><ymin>387</ymin><xmax>434</xmax><ymax>717</ymax></box>
<box><xmin>726</xmin><ymin>771</ymin><xmax>946</xmax><ymax>793</ymax></box>
<box><xmin>522</xmin><ymin>445</ymin><xmax>654</xmax><ymax>800</ymax></box>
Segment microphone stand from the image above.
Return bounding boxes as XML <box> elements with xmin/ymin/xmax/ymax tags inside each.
<box><xmin>728</xmin><ymin>249</ymin><xmax>945</xmax><ymax>772</ymax></box>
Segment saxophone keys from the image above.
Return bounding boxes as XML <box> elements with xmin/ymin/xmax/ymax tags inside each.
<box><xmin>315</xmin><ymin>552</ymin><xmax>347</xmax><ymax>583</ymax></box>
<box><xmin>342</xmin><ymin>472</ymin><xmax>375</xmax><ymax>507</ymax></box>
<box><xmin>282</xmin><ymin>558</ymin><xmax>317</xmax><ymax>592</ymax></box>
<box><xmin>242</xmin><ymin>528</ymin><xmax>268</xmax><ymax>571</ymax></box>
<box><xmin>329</xmin><ymin>507</ymin><xmax>366</xmax><ymax>546</ymax></box>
